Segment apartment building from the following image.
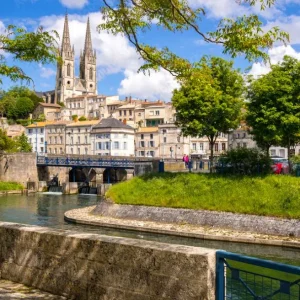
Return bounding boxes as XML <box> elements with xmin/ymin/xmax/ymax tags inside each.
<box><xmin>90</xmin><ymin>118</ymin><xmax>135</xmax><ymax>157</ymax></box>
<box><xmin>45</xmin><ymin>121</ymin><xmax>70</xmax><ymax>154</ymax></box>
<box><xmin>26</xmin><ymin>122</ymin><xmax>54</xmax><ymax>155</ymax></box>
<box><xmin>135</xmin><ymin>127</ymin><xmax>159</xmax><ymax>157</ymax></box>
<box><xmin>65</xmin><ymin>120</ymin><xmax>99</xmax><ymax>155</ymax></box>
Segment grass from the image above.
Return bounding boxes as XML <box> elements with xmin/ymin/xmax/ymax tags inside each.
<box><xmin>106</xmin><ymin>173</ymin><xmax>300</xmax><ymax>219</ymax></box>
<box><xmin>0</xmin><ymin>182</ymin><xmax>24</xmax><ymax>191</ymax></box>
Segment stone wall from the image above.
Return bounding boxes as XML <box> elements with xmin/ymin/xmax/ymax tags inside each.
<box><xmin>0</xmin><ymin>222</ymin><xmax>216</xmax><ymax>300</ymax></box>
<box><xmin>0</xmin><ymin>153</ymin><xmax>38</xmax><ymax>185</ymax></box>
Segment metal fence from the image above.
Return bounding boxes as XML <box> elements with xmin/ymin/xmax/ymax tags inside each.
<box><xmin>216</xmin><ymin>251</ymin><xmax>300</xmax><ymax>300</ymax></box>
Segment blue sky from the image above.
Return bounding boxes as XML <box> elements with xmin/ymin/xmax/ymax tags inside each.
<box><xmin>1</xmin><ymin>0</ymin><xmax>300</xmax><ymax>100</ymax></box>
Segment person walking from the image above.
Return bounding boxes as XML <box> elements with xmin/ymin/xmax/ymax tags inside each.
<box><xmin>184</xmin><ymin>154</ymin><xmax>189</xmax><ymax>168</ymax></box>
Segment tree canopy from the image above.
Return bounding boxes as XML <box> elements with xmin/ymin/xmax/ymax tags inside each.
<box><xmin>0</xmin><ymin>25</ymin><xmax>59</xmax><ymax>85</ymax></box>
<box><xmin>246</xmin><ymin>56</ymin><xmax>300</xmax><ymax>162</ymax></box>
<box><xmin>172</xmin><ymin>56</ymin><xmax>244</xmax><ymax>171</ymax></box>
<box><xmin>99</xmin><ymin>0</ymin><xmax>288</xmax><ymax>78</ymax></box>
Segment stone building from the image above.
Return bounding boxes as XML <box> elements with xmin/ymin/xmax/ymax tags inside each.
<box><xmin>45</xmin><ymin>121</ymin><xmax>71</xmax><ymax>154</ymax></box>
<box><xmin>65</xmin><ymin>120</ymin><xmax>99</xmax><ymax>155</ymax></box>
<box><xmin>135</xmin><ymin>127</ymin><xmax>159</xmax><ymax>158</ymax></box>
<box><xmin>32</xmin><ymin>103</ymin><xmax>62</xmax><ymax>121</ymax></box>
<box><xmin>55</xmin><ymin>15</ymin><xmax>97</xmax><ymax>104</ymax></box>
<box><xmin>91</xmin><ymin>118</ymin><xmax>135</xmax><ymax>157</ymax></box>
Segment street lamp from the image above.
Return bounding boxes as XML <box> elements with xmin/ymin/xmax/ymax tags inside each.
<box><xmin>33</xmin><ymin>122</ymin><xmax>38</xmax><ymax>155</ymax></box>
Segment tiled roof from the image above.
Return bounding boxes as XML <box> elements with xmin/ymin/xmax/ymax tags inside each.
<box><xmin>92</xmin><ymin>118</ymin><xmax>134</xmax><ymax>130</ymax></box>
<box><xmin>26</xmin><ymin>121</ymin><xmax>55</xmax><ymax>128</ymax></box>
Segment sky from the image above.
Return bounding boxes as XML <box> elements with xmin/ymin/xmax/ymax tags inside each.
<box><xmin>2</xmin><ymin>0</ymin><xmax>300</xmax><ymax>101</ymax></box>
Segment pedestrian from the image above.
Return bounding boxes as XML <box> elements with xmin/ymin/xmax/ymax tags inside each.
<box><xmin>184</xmin><ymin>154</ymin><xmax>189</xmax><ymax>168</ymax></box>
<box><xmin>182</xmin><ymin>154</ymin><xmax>186</xmax><ymax>163</ymax></box>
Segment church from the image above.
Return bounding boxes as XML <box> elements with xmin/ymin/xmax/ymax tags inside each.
<box><xmin>55</xmin><ymin>14</ymin><xmax>97</xmax><ymax>104</ymax></box>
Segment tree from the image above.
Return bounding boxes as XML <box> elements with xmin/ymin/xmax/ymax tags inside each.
<box><xmin>0</xmin><ymin>129</ymin><xmax>16</xmax><ymax>152</ymax></box>
<box><xmin>246</xmin><ymin>56</ymin><xmax>300</xmax><ymax>166</ymax></box>
<box><xmin>99</xmin><ymin>0</ymin><xmax>288</xmax><ymax>77</ymax></box>
<box><xmin>15</xmin><ymin>133</ymin><xmax>32</xmax><ymax>152</ymax></box>
<box><xmin>0</xmin><ymin>25</ymin><xmax>59</xmax><ymax>85</ymax></box>
<box><xmin>172</xmin><ymin>56</ymin><xmax>244</xmax><ymax>172</ymax></box>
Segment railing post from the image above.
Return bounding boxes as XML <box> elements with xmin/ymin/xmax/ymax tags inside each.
<box><xmin>216</xmin><ymin>252</ymin><xmax>225</xmax><ymax>300</ymax></box>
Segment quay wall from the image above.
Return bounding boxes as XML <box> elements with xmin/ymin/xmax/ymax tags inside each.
<box><xmin>0</xmin><ymin>222</ymin><xmax>216</xmax><ymax>300</ymax></box>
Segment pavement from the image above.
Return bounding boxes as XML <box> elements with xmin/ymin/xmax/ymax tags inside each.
<box><xmin>0</xmin><ymin>280</ymin><xmax>66</xmax><ymax>299</ymax></box>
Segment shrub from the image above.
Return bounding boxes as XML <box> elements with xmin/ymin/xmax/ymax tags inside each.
<box><xmin>217</xmin><ymin>148</ymin><xmax>271</xmax><ymax>175</ymax></box>
<box><xmin>72</xmin><ymin>115</ymin><xmax>78</xmax><ymax>121</ymax></box>
<box><xmin>78</xmin><ymin>116</ymin><xmax>87</xmax><ymax>121</ymax></box>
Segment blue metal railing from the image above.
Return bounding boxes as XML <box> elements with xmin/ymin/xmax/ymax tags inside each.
<box><xmin>216</xmin><ymin>251</ymin><xmax>300</xmax><ymax>299</ymax></box>
<box><xmin>37</xmin><ymin>156</ymin><xmax>135</xmax><ymax>169</ymax></box>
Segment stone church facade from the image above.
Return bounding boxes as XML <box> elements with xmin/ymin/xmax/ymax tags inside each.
<box><xmin>55</xmin><ymin>15</ymin><xmax>97</xmax><ymax>105</ymax></box>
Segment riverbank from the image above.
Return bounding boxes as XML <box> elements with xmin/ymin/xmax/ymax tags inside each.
<box><xmin>64</xmin><ymin>204</ymin><xmax>300</xmax><ymax>249</ymax></box>
<box><xmin>106</xmin><ymin>173</ymin><xmax>300</xmax><ymax>219</ymax></box>
<box><xmin>0</xmin><ymin>182</ymin><xmax>23</xmax><ymax>191</ymax></box>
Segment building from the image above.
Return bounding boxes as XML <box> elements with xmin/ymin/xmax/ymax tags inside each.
<box><xmin>26</xmin><ymin>122</ymin><xmax>54</xmax><ymax>155</ymax></box>
<box><xmin>91</xmin><ymin>118</ymin><xmax>135</xmax><ymax>157</ymax></box>
<box><xmin>55</xmin><ymin>15</ymin><xmax>97</xmax><ymax>104</ymax></box>
<box><xmin>65</xmin><ymin>120</ymin><xmax>99</xmax><ymax>155</ymax></box>
<box><xmin>135</xmin><ymin>127</ymin><xmax>159</xmax><ymax>157</ymax></box>
<box><xmin>32</xmin><ymin>103</ymin><xmax>62</xmax><ymax>121</ymax></box>
<box><xmin>158</xmin><ymin>124</ymin><xmax>190</xmax><ymax>159</ymax></box>
<box><xmin>45</xmin><ymin>121</ymin><xmax>71</xmax><ymax>154</ymax></box>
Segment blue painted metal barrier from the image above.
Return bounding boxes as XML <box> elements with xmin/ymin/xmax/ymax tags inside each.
<box><xmin>216</xmin><ymin>251</ymin><xmax>300</xmax><ymax>299</ymax></box>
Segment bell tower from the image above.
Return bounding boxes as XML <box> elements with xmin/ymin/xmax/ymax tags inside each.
<box><xmin>55</xmin><ymin>14</ymin><xmax>75</xmax><ymax>104</ymax></box>
<box><xmin>80</xmin><ymin>17</ymin><xmax>97</xmax><ymax>94</ymax></box>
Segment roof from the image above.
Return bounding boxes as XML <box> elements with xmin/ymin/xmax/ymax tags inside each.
<box><xmin>38</xmin><ymin>103</ymin><xmax>61</xmax><ymax>108</ymax></box>
<box><xmin>67</xmin><ymin>120</ymin><xmax>99</xmax><ymax>127</ymax></box>
<box><xmin>137</xmin><ymin>127</ymin><xmax>158</xmax><ymax>133</ymax></box>
<box><xmin>92</xmin><ymin>118</ymin><xmax>134</xmax><ymax>130</ymax></box>
<box><xmin>116</xmin><ymin>104</ymin><xmax>136</xmax><ymax>109</ymax></box>
<box><xmin>26</xmin><ymin>121</ymin><xmax>55</xmax><ymax>128</ymax></box>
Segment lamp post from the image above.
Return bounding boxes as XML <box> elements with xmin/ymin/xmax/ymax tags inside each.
<box><xmin>162</xmin><ymin>130</ymin><xmax>166</xmax><ymax>161</ymax></box>
<box><xmin>33</xmin><ymin>122</ymin><xmax>38</xmax><ymax>155</ymax></box>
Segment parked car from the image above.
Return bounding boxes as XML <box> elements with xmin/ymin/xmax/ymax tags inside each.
<box><xmin>270</xmin><ymin>156</ymin><xmax>289</xmax><ymax>174</ymax></box>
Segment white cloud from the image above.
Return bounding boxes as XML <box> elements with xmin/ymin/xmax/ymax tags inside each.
<box><xmin>39</xmin><ymin>64</ymin><xmax>56</xmax><ymax>78</ymax></box>
<box><xmin>118</xmin><ymin>69</ymin><xmax>180</xmax><ymax>101</ymax></box>
<box><xmin>59</xmin><ymin>0</ymin><xmax>88</xmax><ymax>9</ymax></box>
<box><xmin>248</xmin><ymin>45</ymin><xmax>300</xmax><ymax>77</ymax></box>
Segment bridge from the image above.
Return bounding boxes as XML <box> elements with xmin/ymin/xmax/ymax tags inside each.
<box><xmin>37</xmin><ymin>156</ymin><xmax>136</xmax><ymax>169</ymax></box>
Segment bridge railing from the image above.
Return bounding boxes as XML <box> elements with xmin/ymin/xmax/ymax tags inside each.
<box><xmin>216</xmin><ymin>250</ymin><xmax>300</xmax><ymax>300</ymax></box>
<box><xmin>37</xmin><ymin>156</ymin><xmax>136</xmax><ymax>168</ymax></box>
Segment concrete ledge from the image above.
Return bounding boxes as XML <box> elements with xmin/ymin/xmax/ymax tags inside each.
<box><xmin>64</xmin><ymin>206</ymin><xmax>300</xmax><ymax>250</ymax></box>
<box><xmin>0</xmin><ymin>222</ymin><xmax>216</xmax><ymax>300</ymax></box>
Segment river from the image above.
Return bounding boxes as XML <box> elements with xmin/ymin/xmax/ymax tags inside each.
<box><xmin>0</xmin><ymin>193</ymin><xmax>299</xmax><ymax>266</ymax></box>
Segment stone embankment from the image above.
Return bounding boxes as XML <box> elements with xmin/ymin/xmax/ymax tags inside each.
<box><xmin>64</xmin><ymin>201</ymin><xmax>300</xmax><ymax>248</ymax></box>
<box><xmin>0</xmin><ymin>222</ymin><xmax>216</xmax><ymax>300</ymax></box>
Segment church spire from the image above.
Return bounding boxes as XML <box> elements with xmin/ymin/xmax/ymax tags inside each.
<box><xmin>83</xmin><ymin>17</ymin><xmax>93</xmax><ymax>56</ymax></box>
<box><xmin>61</xmin><ymin>14</ymin><xmax>72</xmax><ymax>55</ymax></box>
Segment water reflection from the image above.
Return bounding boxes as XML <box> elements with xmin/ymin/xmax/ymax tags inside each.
<box><xmin>0</xmin><ymin>193</ymin><xmax>299</xmax><ymax>266</ymax></box>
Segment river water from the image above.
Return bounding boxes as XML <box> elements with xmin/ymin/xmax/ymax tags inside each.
<box><xmin>0</xmin><ymin>193</ymin><xmax>299</xmax><ymax>266</ymax></box>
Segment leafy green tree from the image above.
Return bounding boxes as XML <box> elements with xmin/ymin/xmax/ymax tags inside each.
<box><xmin>0</xmin><ymin>129</ymin><xmax>16</xmax><ymax>152</ymax></box>
<box><xmin>0</xmin><ymin>25</ymin><xmax>58</xmax><ymax>84</ymax></box>
<box><xmin>246</xmin><ymin>56</ymin><xmax>300</xmax><ymax>165</ymax></box>
<box><xmin>15</xmin><ymin>133</ymin><xmax>32</xmax><ymax>152</ymax></box>
<box><xmin>100</xmin><ymin>0</ymin><xmax>288</xmax><ymax>77</ymax></box>
<box><xmin>172</xmin><ymin>56</ymin><xmax>244</xmax><ymax>172</ymax></box>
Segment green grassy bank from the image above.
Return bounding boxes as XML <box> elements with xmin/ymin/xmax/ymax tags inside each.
<box><xmin>0</xmin><ymin>182</ymin><xmax>24</xmax><ymax>191</ymax></box>
<box><xmin>106</xmin><ymin>173</ymin><xmax>300</xmax><ymax>219</ymax></box>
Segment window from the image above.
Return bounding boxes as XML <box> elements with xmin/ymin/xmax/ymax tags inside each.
<box><xmin>149</xmin><ymin>141</ymin><xmax>155</xmax><ymax>147</ymax></box>
<box><xmin>40</xmin><ymin>128</ymin><xmax>44</xmax><ymax>134</ymax></box>
<box><xmin>85</xmin><ymin>136</ymin><xmax>88</xmax><ymax>144</ymax></box>
<box><xmin>49</xmin><ymin>148</ymin><xmax>52</xmax><ymax>154</ymax></box>
<box><xmin>49</xmin><ymin>137</ymin><xmax>52</xmax><ymax>144</ymax></box>
<box><xmin>192</xmin><ymin>143</ymin><xmax>196</xmax><ymax>151</ymax></box>
<box><xmin>124</xmin><ymin>142</ymin><xmax>127</xmax><ymax>150</ymax></box>
<box><xmin>114</xmin><ymin>141</ymin><xmax>119</xmax><ymax>149</ymax></box>
<box><xmin>54</xmin><ymin>137</ymin><xmax>57</xmax><ymax>144</ymax></box>
<box><xmin>129</xmin><ymin>110</ymin><xmax>132</xmax><ymax>116</ymax></box>
<box><xmin>28</xmin><ymin>129</ymin><xmax>33</xmax><ymax>134</ymax></box>
<box><xmin>67</xmin><ymin>63</ymin><xmax>71</xmax><ymax>76</ymax></box>
<box><xmin>222</xmin><ymin>143</ymin><xmax>226</xmax><ymax>151</ymax></box>
<box><xmin>77</xmin><ymin>103</ymin><xmax>80</xmax><ymax>108</ymax></box>
<box><xmin>140</xmin><ymin>151</ymin><xmax>145</xmax><ymax>156</ymax></box>
<box><xmin>60</xmin><ymin>148</ymin><xmax>63</xmax><ymax>154</ymax></box>
<box><xmin>54</xmin><ymin>148</ymin><xmax>57</xmax><ymax>154</ymax></box>
<box><xmin>89</xmin><ymin>67</ymin><xmax>93</xmax><ymax>80</ymax></box>
<box><xmin>40</xmin><ymin>138</ymin><xmax>44</xmax><ymax>143</ymax></box>
<box><xmin>60</xmin><ymin>136</ymin><xmax>63</xmax><ymax>144</ymax></box>
<box><xmin>78</xmin><ymin>137</ymin><xmax>80</xmax><ymax>144</ymax></box>
<box><xmin>150</xmin><ymin>151</ymin><xmax>155</xmax><ymax>157</ymax></box>
<box><xmin>124</xmin><ymin>110</ymin><xmax>127</xmax><ymax>116</ymax></box>
<box><xmin>270</xmin><ymin>149</ymin><xmax>276</xmax><ymax>156</ymax></box>
<box><xmin>215</xmin><ymin>143</ymin><xmax>219</xmax><ymax>151</ymax></box>
<box><xmin>200</xmin><ymin>143</ymin><xmax>204</xmax><ymax>150</ymax></box>
<box><xmin>85</xmin><ymin>148</ymin><xmax>88</xmax><ymax>155</ymax></box>
<box><xmin>150</xmin><ymin>134</ymin><xmax>153</xmax><ymax>139</ymax></box>
<box><xmin>40</xmin><ymin>147</ymin><xmax>44</xmax><ymax>153</ymax></box>
<box><xmin>140</xmin><ymin>141</ymin><xmax>145</xmax><ymax>147</ymax></box>
<box><xmin>163</xmin><ymin>137</ymin><xmax>167</xmax><ymax>143</ymax></box>
<box><xmin>141</xmin><ymin>134</ymin><xmax>144</xmax><ymax>140</ymax></box>
<box><xmin>155</xmin><ymin>110</ymin><xmax>160</xmax><ymax>116</ymax></box>
<box><xmin>71</xmin><ymin>148</ymin><xmax>73</xmax><ymax>154</ymax></box>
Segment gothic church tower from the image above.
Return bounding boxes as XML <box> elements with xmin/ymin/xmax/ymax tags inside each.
<box><xmin>55</xmin><ymin>14</ymin><xmax>75</xmax><ymax>104</ymax></box>
<box><xmin>55</xmin><ymin>16</ymin><xmax>97</xmax><ymax>104</ymax></box>
<box><xmin>80</xmin><ymin>18</ymin><xmax>97</xmax><ymax>95</ymax></box>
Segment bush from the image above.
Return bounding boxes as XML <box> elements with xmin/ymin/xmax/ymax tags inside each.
<box><xmin>78</xmin><ymin>116</ymin><xmax>87</xmax><ymax>121</ymax></box>
<box><xmin>16</xmin><ymin>119</ymin><xmax>31</xmax><ymax>126</ymax></box>
<box><xmin>217</xmin><ymin>148</ymin><xmax>271</xmax><ymax>175</ymax></box>
<box><xmin>72</xmin><ymin>115</ymin><xmax>78</xmax><ymax>121</ymax></box>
